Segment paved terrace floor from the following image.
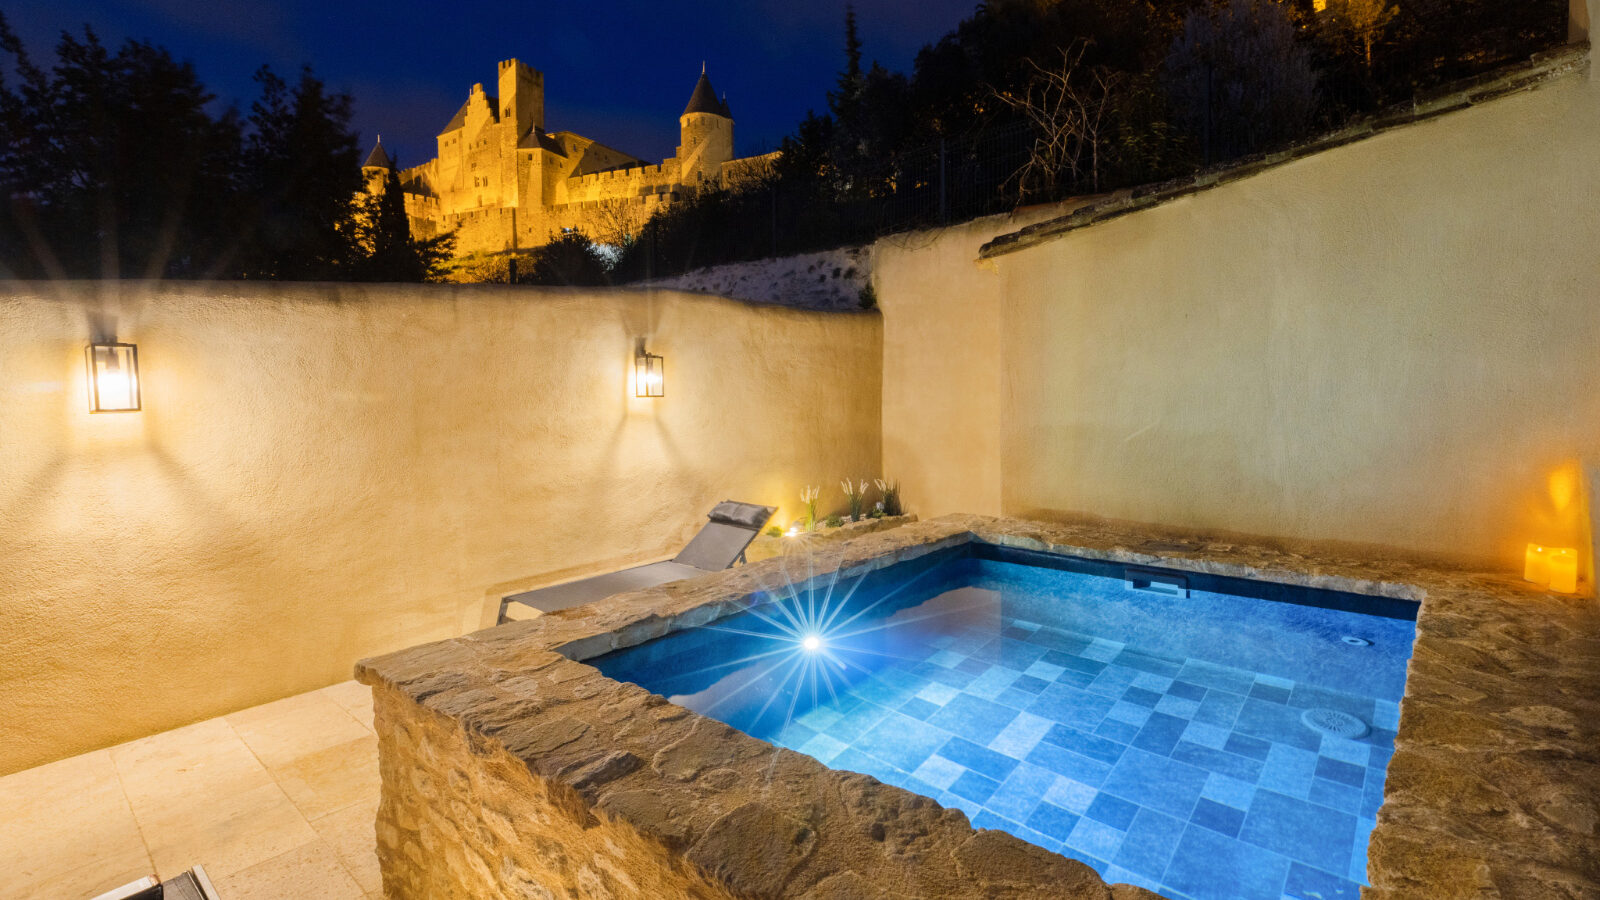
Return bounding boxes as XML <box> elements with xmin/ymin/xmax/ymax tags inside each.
<box><xmin>1</xmin><ymin>682</ymin><xmax>380</xmax><ymax>900</ymax></box>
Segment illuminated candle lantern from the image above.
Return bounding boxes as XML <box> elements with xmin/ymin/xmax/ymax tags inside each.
<box><xmin>85</xmin><ymin>342</ymin><xmax>141</xmax><ymax>412</ymax></box>
<box><xmin>1547</xmin><ymin>548</ymin><xmax>1578</xmax><ymax>594</ymax></box>
<box><xmin>1524</xmin><ymin>544</ymin><xmax>1550</xmax><ymax>586</ymax></box>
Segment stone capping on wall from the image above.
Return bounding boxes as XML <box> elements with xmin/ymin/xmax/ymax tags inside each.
<box><xmin>979</xmin><ymin>42</ymin><xmax>1593</xmax><ymax>260</ymax></box>
<box><xmin>356</xmin><ymin>515</ymin><xmax>1600</xmax><ymax>899</ymax></box>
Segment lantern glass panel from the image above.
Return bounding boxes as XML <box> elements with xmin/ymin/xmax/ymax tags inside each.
<box><xmin>635</xmin><ymin>352</ymin><xmax>664</xmax><ymax>398</ymax></box>
<box><xmin>86</xmin><ymin>342</ymin><xmax>141</xmax><ymax>412</ymax></box>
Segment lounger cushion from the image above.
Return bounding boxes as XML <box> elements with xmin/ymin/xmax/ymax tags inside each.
<box><xmin>707</xmin><ymin>500</ymin><xmax>775</xmax><ymax>529</ymax></box>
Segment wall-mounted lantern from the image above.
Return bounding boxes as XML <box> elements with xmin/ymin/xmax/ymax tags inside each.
<box><xmin>635</xmin><ymin>347</ymin><xmax>664</xmax><ymax>398</ymax></box>
<box><xmin>85</xmin><ymin>341</ymin><xmax>141</xmax><ymax>413</ymax></box>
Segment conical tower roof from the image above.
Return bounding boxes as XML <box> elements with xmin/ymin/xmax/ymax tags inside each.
<box><xmin>363</xmin><ymin>136</ymin><xmax>393</xmax><ymax>169</ymax></box>
<box><xmin>682</xmin><ymin>67</ymin><xmax>730</xmax><ymax>118</ymax></box>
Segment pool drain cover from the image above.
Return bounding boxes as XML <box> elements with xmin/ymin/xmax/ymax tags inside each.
<box><xmin>1301</xmin><ymin>708</ymin><xmax>1370</xmax><ymax>740</ymax></box>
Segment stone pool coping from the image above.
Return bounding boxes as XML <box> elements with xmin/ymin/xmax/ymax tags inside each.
<box><xmin>357</xmin><ymin>514</ymin><xmax>1600</xmax><ymax>898</ymax></box>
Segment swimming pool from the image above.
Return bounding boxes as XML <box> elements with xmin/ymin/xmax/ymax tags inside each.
<box><xmin>593</xmin><ymin>543</ymin><xmax>1417</xmax><ymax>900</ymax></box>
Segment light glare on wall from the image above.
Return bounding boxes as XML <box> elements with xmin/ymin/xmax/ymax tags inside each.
<box><xmin>85</xmin><ymin>342</ymin><xmax>141</xmax><ymax>413</ymax></box>
<box><xmin>635</xmin><ymin>349</ymin><xmax>664</xmax><ymax>398</ymax></box>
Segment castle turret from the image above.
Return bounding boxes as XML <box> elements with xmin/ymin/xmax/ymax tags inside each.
<box><xmin>361</xmin><ymin>136</ymin><xmax>394</xmax><ymax>192</ymax></box>
<box><xmin>498</xmin><ymin>59</ymin><xmax>544</xmax><ymax>137</ymax></box>
<box><xmin>677</xmin><ymin>65</ymin><xmax>734</xmax><ymax>185</ymax></box>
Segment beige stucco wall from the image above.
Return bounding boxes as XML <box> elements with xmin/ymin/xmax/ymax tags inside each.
<box><xmin>978</xmin><ymin>60</ymin><xmax>1599</xmax><ymax>572</ymax></box>
<box><xmin>874</xmin><ymin>206</ymin><xmax>1085</xmax><ymax>521</ymax></box>
<box><xmin>0</xmin><ymin>282</ymin><xmax>880</xmax><ymax>774</ymax></box>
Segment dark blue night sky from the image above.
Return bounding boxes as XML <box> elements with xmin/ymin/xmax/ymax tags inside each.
<box><xmin>6</xmin><ymin>0</ymin><xmax>978</xmax><ymax>169</ymax></box>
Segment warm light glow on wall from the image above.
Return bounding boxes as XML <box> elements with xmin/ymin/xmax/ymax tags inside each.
<box><xmin>635</xmin><ymin>349</ymin><xmax>663</xmax><ymax>398</ymax></box>
<box><xmin>85</xmin><ymin>342</ymin><xmax>141</xmax><ymax>413</ymax></box>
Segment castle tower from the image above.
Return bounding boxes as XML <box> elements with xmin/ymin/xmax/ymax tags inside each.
<box><xmin>677</xmin><ymin>65</ymin><xmax>734</xmax><ymax>185</ymax></box>
<box><xmin>497</xmin><ymin>59</ymin><xmax>544</xmax><ymax>136</ymax></box>
<box><xmin>361</xmin><ymin>135</ymin><xmax>394</xmax><ymax>192</ymax></box>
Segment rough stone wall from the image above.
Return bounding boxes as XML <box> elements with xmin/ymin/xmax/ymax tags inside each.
<box><xmin>371</xmin><ymin>682</ymin><xmax>739</xmax><ymax>900</ymax></box>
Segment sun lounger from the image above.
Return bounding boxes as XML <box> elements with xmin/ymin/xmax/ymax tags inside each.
<box><xmin>498</xmin><ymin>500</ymin><xmax>775</xmax><ymax>622</ymax></box>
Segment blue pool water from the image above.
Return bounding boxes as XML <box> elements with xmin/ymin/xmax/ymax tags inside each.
<box><xmin>593</xmin><ymin>544</ymin><xmax>1417</xmax><ymax>900</ymax></box>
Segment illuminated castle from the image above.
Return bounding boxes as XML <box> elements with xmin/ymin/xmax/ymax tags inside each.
<box><xmin>362</xmin><ymin>60</ymin><xmax>773</xmax><ymax>255</ymax></box>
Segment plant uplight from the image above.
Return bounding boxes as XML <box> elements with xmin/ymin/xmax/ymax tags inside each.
<box><xmin>86</xmin><ymin>342</ymin><xmax>140</xmax><ymax>413</ymax></box>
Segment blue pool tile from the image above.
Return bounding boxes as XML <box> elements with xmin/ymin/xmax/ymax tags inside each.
<box><xmin>1066</xmin><ymin>817</ymin><xmax>1126</xmax><ymax>861</ymax></box>
<box><xmin>1309</xmin><ymin>777</ymin><xmax>1364</xmax><ymax>816</ymax></box>
<box><xmin>1201</xmin><ymin>772</ymin><xmax>1257</xmax><ymax>810</ymax></box>
<box><xmin>1095</xmin><ymin>717</ymin><xmax>1141</xmax><ymax>744</ymax></box>
<box><xmin>1171</xmin><ymin>741</ymin><xmax>1265</xmax><ymax>783</ymax></box>
<box><xmin>988</xmin><ymin>711</ymin><xmax>1053</xmax><ymax>758</ymax></box>
<box><xmin>1374</xmin><ymin>699</ymin><xmax>1401</xmax><ymax>731</ymax></box>
<box><xmin>1025</xmin><ymin>802</ymin><xmax>1081</xmax><ymax>842</ymax></box>
<box><xmin>948</xmin><ymin>769</ymin><xmax>1000</xmax><ymax>804</ymax></box>
<box><xmin>910</xmin><ymin>755</ymin><xmax>964</xmax><ymax>790</ymax></box>
<box><xmin>1043</xmin><ymin>724</ymin><xmax>1127</xmax><ymax>765</ymax></box>
<box><xmin>1025</xmin><ymin>660</ymin><xmax>1065</xmax><ymax>681</ymax></box>
<box><xmin>1026</xmin><ymin>741</ymin><xmax>1114</xmax><ymax>786</ymax></box>
<box><xmin>916</xmin><ymin>682</ymin><xmax>960</xmax><ymax>705</ymax></box>
<box><xmin>1130</xmin><ymin>712</ymin><xmax>1189</xmax><ymax>756</ymax></box>
<box><xmin>1234</xmin><ymin>697</ymin><xmax>1321</xmax><ymax>752</ymax></box>
<box><xmin>1163</xmin><ymin>823</ymin><xmax>1293</xmax><ymax>900</ymax></box>
<box><xmin>937</xmin><ymin>737</ymin><xmax>1019</xmax><ymax>782</ymax></box>
<box><xmin>965</xmin><ymin>666</ymin><xmax>1023</xmax><ymax>700</ymax></box>
<box><xmin>1085</xmin><ymin>793</ymin><xmax>1140</xmax><ymax>830</ymax></box>
<box><xmin>773</xmin><ymin>721</ymin><xmax>816</xmax><ymax>748</ymax></box>
<box><xmin>1361</xmin><ymin>772</ymin><xmax>1387</xmax><ymax>818</ymax></box>
<box><xmin>938</xmin><ymin>790</ymin><xmax>984</xmax><ymax>819</ymax></box>
<box><xmin>1190</xmin><ymin>798</ymin><xmax>1246</xmax><ymax>838</ymax></box>
<box><xmin>832</xmin><ymin>748</ymin><xmax>904</xmax><ymax>784</ymax></box>
<box><xmin>1103</xmin><ymin>865</ymin><xmax>1163</xmax><ymax>893</ymax></box>
<box><xmin>1248</xmin><ymin>682</ymin><xmax>1293</xmax><ymax>704</ymax></box>
<box><xmin>926</xmin><ymin>693</ymin><xmax>1019</xmax><ymax>744</ymax></box>
<box><xmin>994</xmin><ymin>638</ymin><xmax>1048</xmax><ymax>669</ymax></box>
<box><xmin>984</xmin><ymin>761</ymin><xmax>1057</xmax><ymax>822</ymax></box>
<box><xmin>1351</xmin><ymin>817</ymin><xmax>1377</xmax><ymax>883</ymax></box>
<box><xmin>1055</xmin><ymin>653</ymin><xmax>1109</xmax><ymax>676</ymax></box>
<box><xmin>1112</xmin><ymin>649</ymin><xmax>1184</xmax><ymax>678</ymax></box>
<box><xmin>853</xmin><ymin>713</ymin><xmax>950</xmax><ymax>773</ymax></box>
<box><xmin>1223</xmin><ymin>732</ymin><xmax>1272</xmax><ymax>761</ymax></box>
<box><xmin>1259</xmin><ymin>744</ymin><xmax>1319</xmax><ymax>798</ymax></box>
<box><xmin>1365</xmin><ymin>743</ymin><xmax>1394</xmax><ymax>771</ymax></box>
<box><xmin>1081</xmin><ymin>637</ymin><xmax>1125</xmax><ymax>662</ymax></box>
<box><xmin>1122</xmin><ymin>686</ymin><xmax>1162</xmax><ymax>708</ymax></box>
<box><xmin>1182</xmin><ymin>721</ymin><xmax>1230</xmax><ymax>750</ymax></box>
<box><xmin>1027</xmin><ymin>683</ymin><xmax>1117</xmax><ymax>731</ymax></box>
<box><xmin>1031</xmin><ymin>628</ymin><xmax>1091</xmax><ymax>655</ymax></box>
<box><xmin>1131</xmin><ymin>671</ymin><xmax>1175</xmax><ymax>693</ymax></box>
<box><xmin>1315</xmin><ymin>756</ymin><xmax>1366</xmax><ymax>788</ymax></box>
<box><xmin>1177</xmin><ymin>660</ymin><xmax>1256</xmax><ymax>696</ymax></box>
<box><xmin>1284</xmin><ymin>861</ymin><xmax>1362</xmax><ymax>900</ymax></box>
<box><xmin>1169</xmin><ymin>680</ymin><xmax>1208</xmax><ymax>701</ymax></box>
<box><xmin>899</xmin><ymin>697</ymin><xmax>939</xmax><ymax>720</ymax></box>
<box><xmin>825</xmin><ymin>701</ymin><xmax>892</xmax><ymax>743</ymax></box>
<box><xmin>1043</xmin><ymin>776</ymin><xmax>1099</xmax><ymax>814</ymax></box>
<box><xmin>1086</xmin><ymin>664</ymin><xmax>1141</xmax><ymax>697</ymax></box>
<box><xmin>994</xmin><ymin>686</ymin><xmax>1044</xmax><ymax>710</ymax></box>
<box><xmin>920</xmin><ymin>665</ymin><xmax>977</xmax><ymax>690</ymax></box>
<box><xmin>796</xmin><ymin>732</ymin><xmax>848</xmax><ymax>764</ymax></box>
<box><xmin>1106</xmin><ymin>700</ymin><xmax>1153</xmax><ymax>728</ymax></box>
<box><xmin>1111</xmin><ymin>807</ymin><xmax>1186</xmax><ymax>880</ymax></box>
<box><xmin>1155</xmin><ymin>695</ymin><xmax>1201</xmax><ymax>719</ymax></box>
<box><xmin>1192</xmin><ymin>690</ymin><xmax>1246</xmax><ymax>728</ymax></box>
<box><xmin>1239</xmin><ymin>788</ymin><xmax>1358</xmax><ymax>873</ymax></box>
<box><xmin>1100</xmin><ymin>748</ymin><xmax>1208</xmax><ymax>820</ymax></box>
<box><xmin>1012</xmin><ymin>674</ymin><xmax>1050</xmax><ymax>694</ymax></box>
<box><xmin>1053</xmin><ymin>669</ymin><xmax>1099</xmax><ymax>690</ymax></box>
<box><xmin>1256</xmin><ymin>673</ymin><xmax>1295</xmax><ymax>689</ymax></box>
<box><xmin>928</xmin><ymin>650</ymin><xmax>964</xmax><ymax>668</ymax></box>
<box><xmin>956</xmin><ymin>657</ymin><xmax>991</xmax><ymax>676</ymax></box>
<box><xmin>1288</xmin><ymin>684</ymin><xmax>1376</xmax><ymax>723</ymax></box>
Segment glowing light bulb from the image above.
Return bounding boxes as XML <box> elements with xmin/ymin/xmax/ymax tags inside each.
<box><xmin>801</xmin><ymin>635</ymin><xmax>823</xmax><ymax>652</ymax></box>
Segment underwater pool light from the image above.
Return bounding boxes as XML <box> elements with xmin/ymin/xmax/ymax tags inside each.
<box><xmin>801</xmin><ymin>634</ymin><xmax>823</xmax><ymax>652</ymax></box>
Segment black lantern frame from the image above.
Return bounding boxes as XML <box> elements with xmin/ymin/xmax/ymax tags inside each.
<box><xmin>85</xmin><ymin>341</ymin><xmax>141</xmax><ymax>413</ymax></box>
<box><xmin>635</xmin><ymin>349</ymin><xmax>664</xmax><ymax>398</ymax></box>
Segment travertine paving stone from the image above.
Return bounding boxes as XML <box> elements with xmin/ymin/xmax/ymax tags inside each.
<box><xmin>359</xmin><ymin>515</ymin><xmax>1600</xmax><ymax>899</ymax></box>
